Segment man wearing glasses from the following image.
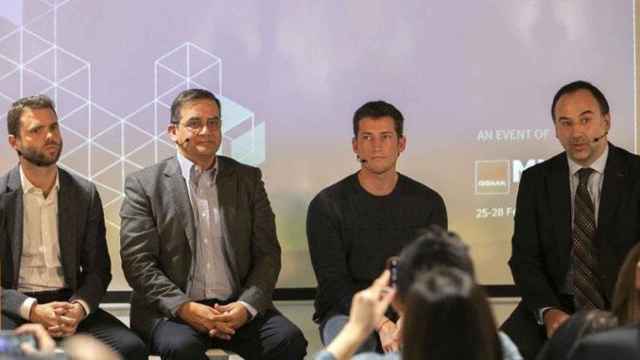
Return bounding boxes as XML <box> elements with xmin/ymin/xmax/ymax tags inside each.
<box><xmin>120</xmin><ymin>89</ymin><xmax>307</xmax><ymax>360</ymax></box>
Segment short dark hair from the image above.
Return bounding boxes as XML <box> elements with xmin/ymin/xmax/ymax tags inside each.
<box><xmin>7</xmin><ymin>95</ymin><xmax>56</xmax><ymax>138</ymax></box>
<box><xmin>353</xmin><ymin>100</ymin><xmax>404</xmax><ymax>137</ymax></box>
<box><xmin>551</xmin><ymin>80</ymin><xmax>609</xmax><ymax>121</ymax></box>
<box><xmin>396</xmin><ymin>225</ymin><xmax>474</xmax><ymax>300</ymax></box>
<box><xmin>402</xmin><ymin>268</ymin><xmax>503</xmax><ymax>360</ymax></box>
<box><xmin>170</xmin><ymin>88</ymin><xmax>221</xmax><ymax>124</ymax></box>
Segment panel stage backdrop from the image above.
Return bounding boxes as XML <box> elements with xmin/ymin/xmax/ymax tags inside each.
<box><xmin>0</xmin><ymin>0</ymin><xmax>635</xmax><ymax>290</ymax></box>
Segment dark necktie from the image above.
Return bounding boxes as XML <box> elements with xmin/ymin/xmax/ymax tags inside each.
<box><xmin>572</xmin><ymin>167</ymin><xmax>605</xmax><ymax>309</ymax></box>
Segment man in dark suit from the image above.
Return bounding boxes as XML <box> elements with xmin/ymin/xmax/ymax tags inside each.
<box><xmin>119</xmin><ymin>88</ymin><xmax>307</xmax><ymax>360</ymax></box>
<box><xmin>501</xmin><ymin>80</ymin><xmax>640</xmax><ymax>359</ymax></box>
<box><xmin>0</xmin><ymin>95</ymin><xmax>147</xmax><ymax>359</ymax></box>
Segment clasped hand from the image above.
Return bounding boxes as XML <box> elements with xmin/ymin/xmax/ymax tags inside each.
<box><xmin>177</xmin><ymin>301</ymin><xmax>250</xmax><ymax>340</ymax></box>
<box><xmin>30</xmin><ymin>301</ymin><xmax>86</xmax><ymax>338</ymax></box>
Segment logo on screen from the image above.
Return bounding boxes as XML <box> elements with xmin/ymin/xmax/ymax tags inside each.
<box><xmin>475</xmin><ymin>159</ymin><xmax>545</xmax><ymax>195</ymax></box>
<box><xmin>475</xmin><ymin>160</ymin><xmax>510</xmax><ymax>195</ymax></box>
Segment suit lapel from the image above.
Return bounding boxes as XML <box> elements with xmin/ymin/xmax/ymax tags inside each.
<box><xmin>597</xmin><ymin>144</ymin><xmax>624</xmax><ymax>233</ymax></box>
<box><xmin>164</xmin><ymin>158</ymin><xmax>196</xmax><ymax>251</ymax></box>
<box><xmin>3</xmin><ymin>167</ymin><xmax>24</xmax><ymax>285</ymax></box>
<box><xmin>57</xmin><ymin>169</ymin><xmax>77</xmax><ymax>286</ymax></box>
<box><xmin>548</xmin><ymin>154</ymin><xmax>573</xmax><ymax>262</ymax></box>
<box><xmin>216</xmin><ymin>157</ymin><xmax>239</xmax><ymax>275</ymax></box>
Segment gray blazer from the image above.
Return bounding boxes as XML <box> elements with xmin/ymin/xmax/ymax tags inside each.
<box><xmin>0</xmin><ymin>166</ymin><xmax>111</xmax><ymax>318</ymax></box>
<box><xmin>119</xmin><ymin>156</ymin><xmax>281</xmax><ymax>340</ymax></box>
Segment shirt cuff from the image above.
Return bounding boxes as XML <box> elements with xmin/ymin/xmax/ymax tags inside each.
<box><xmin>238</xmin><ymin>301</ymin><xmax>258</xmax><ymax>320</ymax></box>
<box><xmin>537</xmin><ymin>307</ymin><xmax>553</xmax><ymax>325</ymax></box>
<box><xmin>20</xmin><ymin>298</ymin><xmax>37</xmax><ymax>320</ymax></box>
<box><xmin>72</xmin><ymin>299</ymin><xmax>91</xmax><ymax>319</ymax></box>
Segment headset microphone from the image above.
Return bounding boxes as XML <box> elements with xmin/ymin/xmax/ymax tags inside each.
<box><xmin>178</xmin><ymin>137</ymin><xmax>190</xmax><ymax>147</ymax></box>
<box><xmin>356</xmin><ymin>155</ymin><xmax>367</xmax><ymax>163</ymax></box>
<box><xmin>593</xmin><ymin>131</ymin><xmax>609</xmax><ymax>143</ymax></box>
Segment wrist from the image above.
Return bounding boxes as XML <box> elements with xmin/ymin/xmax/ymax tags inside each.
<box><xmin>344</xmin><ymin>321</ymin><xmax>373</xmax><ymax>341</ymax></box>
<box><xmin>71</xmin><ymin>301</ymin><xmax>87</xmax><ymax>318</ymax></box>
<box><xmin>177</xmin><ymin>301</ymin><xmax>193</xmax><ymax>319</ymax></box>
<box><xmin>28</xmin><ymin>303</ymin><xmax>38</xmax><ymax>322</ymax></box>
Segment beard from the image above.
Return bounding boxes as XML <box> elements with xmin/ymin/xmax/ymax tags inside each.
<box><xmin>20</xmin><ymin>141</ymin><xmax>63</xmax><ymax>167</ymax></box>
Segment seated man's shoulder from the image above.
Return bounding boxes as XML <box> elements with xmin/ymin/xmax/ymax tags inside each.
<box><xmin>123</xmin><ymin>157</ymin><xmax>179</xmax><ymax>187</ymax></box>
<box><xmin>612</xmin><ymin>143</ymin><xmax>640</xmax><ymax>173</ymax></box>
<box><xmin>59</xmin><ymin>167</ymin><xmax>94</xmax><ymax>194</ymax></box>
<box><xmin>218</xmin><ymin>155</ymin><xmax>260</xmax><ymax>176</ymax></box>
<box><xmin>310</xmin><ymin>174</ymin><xmax>358</xmax><ymax>205</ymax></box>
<box><xmin>398</xmin><ymin>173</ymin><xmax>443</xmax><ymax>201</ymax></box>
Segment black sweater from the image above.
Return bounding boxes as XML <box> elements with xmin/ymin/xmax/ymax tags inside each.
<box><xmin>307</xmin><ymin>173</ymin><xmax>447</xmax><ymax>323</ymax></box>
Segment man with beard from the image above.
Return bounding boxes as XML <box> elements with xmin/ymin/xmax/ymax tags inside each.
<box><xmin>0</xmin><ymin>95</ymin><xmax>147</xmax><ymax>359</ymax></box>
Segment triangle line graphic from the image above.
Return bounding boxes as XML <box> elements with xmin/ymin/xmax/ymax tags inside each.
<box><xmin>92</xmin><ymin>142</ymin><xmax>122</xmax><ymax>159</ymax></box>
<box><xmin>190</xmin><ymin>61</ymin><xmax>220</xmax><ymax>79</ymax></box>
<box><xmin>57</xmin><ymin>64</ymin><xmax>89</xmax><ymax>85</ymax></box>
<box><xmin>122</xmin><ymin>99</ymin><xmax>154</xmax><ymax>120</ymax></box>
<box><xmin>104</xmin><ymin>195</ymin><xmax>124</xmax><ymax>209</ymax></box>
<box><xmin>156</xmin><ymin>81</ymin><xmax>187</xmax><ymax>102</ymax></box>
<box><xmin>122</xmin><ymin>120</ymin><xmax>155</xmax><ymax>139</ymax></box>
<box><xmin>59</xmin><ymin>123</ymin><xmax>88</xmax><ymax>140</ymax></box>
<box><xmin>125</xmin><ymin>137</ymin><xmax>155</xmax><ymax>156</ymax></box>
<box><xmin>0</xmin><ymin>68</ymin><xmax>19</xmax><ymax>82</ymax></box>
<box><xmin>0</xmin><ymin>53</ymin><xmax>20</xmax><ymax>68</ymax></box>
<box><xmin>0</xmin><ymin>28</ymin><xmax>21</xmax><ymax>43</ymax></box>
<box><xmin>56</xmin><ymin>46</ymin><xmax>90</xmax><ymax>67</ymax></box>
<box><xmin>23</xmin><ymin>8</ymin><xmax>55</xmax><ymax>31</ymax></box>
<box><xmin>91</xmin><ymin>159</ymin><xmax>121</xmax><ymax>179</ymax></box>
<box><xmin>156</xmin><ymin>62</ymin><xmax>187</xmax><ymax>82</ymax></box>
<box><xmin>22</xmin><ymin>27</ymin><xmax>55</xmax><ymax>49</ymax></box>
<box><xmin>59</xmin><ymin>102</ymin><xmax>89</xmax><ymax>120</ymax></box>
<box><xmin>155</xmin><ymin>43</ymin><xmax>188</xmax><ymax>65</ymax></box>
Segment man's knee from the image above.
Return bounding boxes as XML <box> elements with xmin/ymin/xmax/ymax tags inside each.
<box><xmin>115</xmin><ymin>332</ymin><xmax>148</xmax><ymax>360</ymax></box>
<box><xmin>151</xmin><ymin>323</ymin><xmax>208</xmax><ymax>360</ymax></box>
<box><xmin>155</xmin><ymin>335</ymin><xmax>207</xmax><ymax>360</ymax></box>
<box><xmin>268</xmin><ymin>323</ymin><xmax>308</xmax><ymax>360</ymax></box>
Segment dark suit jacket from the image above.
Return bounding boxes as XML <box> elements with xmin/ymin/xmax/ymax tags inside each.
<box><xmin>119</xmin><ymin>156</ymin><xmax>281</xmax><ymax>340</ymax></box>
<box><xmin>509</xmin><ymin>143</ymin><xmax>640</xmax><ymax>315</ymax></box>
<box><xmin>569</xmin><ymin>325</ymin><xmax>640</xmax><ymax>360</ymax></box>
<box><xmin>0</xmin><ymin>166</ymin><xmax>111</xmax><ymax>318</ymax></box>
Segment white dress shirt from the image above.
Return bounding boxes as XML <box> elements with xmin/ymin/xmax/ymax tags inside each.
<box><xmin>17</xmin><ymin>166</ymin><xmax>89</xmax><ymax>319</ymax></box>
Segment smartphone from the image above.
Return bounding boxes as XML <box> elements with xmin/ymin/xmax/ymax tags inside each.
<box><xmin>386</xmin><ymin>257</ymin><xmax>399</xmax><ymax>287</ymax></box>
<box><xmin>0</xmin><ymin>331</ymin><xmax>37</xmax><ymax>355</ymax></box>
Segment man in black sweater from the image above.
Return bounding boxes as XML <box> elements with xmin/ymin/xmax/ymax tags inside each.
<box><xmin>306</xmin><ymin>100</ymin><xmax>447</xmax><ymax>354</ymax></box>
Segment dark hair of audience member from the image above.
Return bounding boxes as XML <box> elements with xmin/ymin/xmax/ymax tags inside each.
<box><xmin>396</xmin><ymin>225</ymin><xmax>474</xmax><ymax>301</ymax></box>
<box><xmin>536</xmin><ymin>310</ymin><xmax>618</xmax><ymax>360</ymax></box>
<box><xmin>402</xmin><ymin>268</ymin><xmax>502</xmax><ymax>360</ymax></box>
<box><xmin>612</xmin><ymin>242</ymin><xmax>640</xmax><ymax>325</ymax></box>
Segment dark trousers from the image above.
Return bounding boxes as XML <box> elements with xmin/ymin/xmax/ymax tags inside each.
<box><xmin>150</xmin><ymin>306</ymin><xmax>307</xmax><ymax>360</ymax></box>
<box><xmin>1</xmin><ymin>289</ymin><xmax>148</xmax><ymax>360</ymax></box>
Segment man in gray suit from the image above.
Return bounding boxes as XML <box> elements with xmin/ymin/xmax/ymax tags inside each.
<box><xmin>120</xmin><ymin>88</ymin><xmax>307</xmax><ymax>360</ymax></box>
<box><xmin>0</xmin><ymin>95</ymin><xmax>147</xmax><ymax>359</ymax></box>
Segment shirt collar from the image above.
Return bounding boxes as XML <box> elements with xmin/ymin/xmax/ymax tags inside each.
<box><xmin>176</xmin><ymin>151</ymin><xmax>217</xmax><ymax>184</ymax></box>
<box><xmin>568</xmin><ymin>143</ymin><xmax>609</xmax><ymax>177</ymax></box>
<box><xmin>19</xmin><ymin>165</ymin><xmax>60</xmax><ymax>195</ymax></box>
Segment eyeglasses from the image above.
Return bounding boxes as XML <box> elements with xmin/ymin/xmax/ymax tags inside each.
<box><xmin>179</xmin><ymin>117</ymin><xmax>222</xmax><ymax>132</ymax></box>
